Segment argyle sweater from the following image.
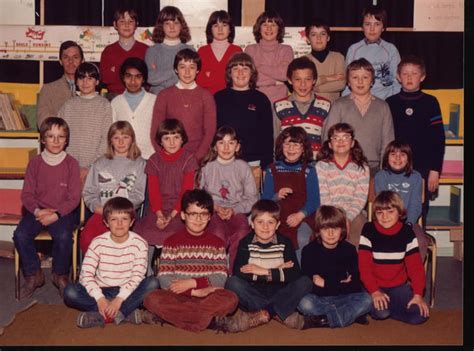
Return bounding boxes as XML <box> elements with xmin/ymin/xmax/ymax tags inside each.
<box><xmin>158</xmin><ymin>228</ymin><xmax>228</xmax><ymax>296</ymax></box>
<box><xmin>274</xmin><ymin>94</ymin><xmax>331</xmax><ymax>152</ymax></box>
<box><xmin>386</xmin><ymin>90</ymin><xmax>445</xmax><ymax>175</ymax></box>
<box><xmin>358</xmin><ymin>221</ymin><xmax>425</xmax><ymax>296</ymax></box>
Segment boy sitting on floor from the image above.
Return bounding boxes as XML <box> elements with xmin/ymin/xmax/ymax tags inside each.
<box><xmin>143</xmin><ymin>189</ymin><xmax>274</xmax><ymax>333</ymax></box>
<box><xmin>64</xmin><ymin>197</ymin><xmax>158</xmax><ymax>328</ymax></box>
<box><xmin>225</xmin><ymin>199</ymin><xmax>329</xmax><ymax>330</ymax></box>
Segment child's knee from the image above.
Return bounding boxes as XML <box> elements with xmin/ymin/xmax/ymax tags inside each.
<box><xmin>370</xmin><ymin>307</ymin><xmax>390</xmax><ymax>320</ymax></box>
<box><xmin>143</xmin><ymin>276</ymin><xmax>160</xmax><ymax>292</ymax></box>
<box><xmin>297</xmin><ymin>294</ymin><xmax>317</xmax><ymax>314</ymax></box>
<box><xmin>406</xmin><ymin>305</ymin><xmax>429</xmax><ymax>325</ymax></box>
<box><xmin>63</xmin><ymin>283</ymin><xmax>80</xmax><ymax>303</ymax></box>
<box><xmin>225</xmin><ymin>275</ymin><xmax>246</xmax><ymax>291</ymax></box>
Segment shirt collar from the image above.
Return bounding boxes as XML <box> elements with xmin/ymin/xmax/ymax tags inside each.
<box><xmin>364</xmin><ymin>38</ymin><xmax>382</xmax><ymax>45</ymax></box>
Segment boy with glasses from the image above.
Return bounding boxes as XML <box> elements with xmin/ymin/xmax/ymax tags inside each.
<box><xmin>142</xmin><ymin>189</ymin><xmax>241</xmax><ymax>332</ymax></box>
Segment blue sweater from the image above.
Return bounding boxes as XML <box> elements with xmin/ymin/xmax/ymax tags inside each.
<box><xmin>374</xmin><ymin>169</ymin><xmax>422</xmax><ymax>224</ymax></box>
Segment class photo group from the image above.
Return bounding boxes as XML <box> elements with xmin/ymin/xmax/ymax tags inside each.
<box><xmin>15</xmin><ymin>2</ymin><xmax>446</xmax><ymax>334</ymax></box>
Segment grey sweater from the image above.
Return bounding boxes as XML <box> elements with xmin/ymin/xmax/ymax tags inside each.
<box><xmin>145</xmin><ymin>43</ymin><xmax>194</xmax><ymax>95</ymax></box>
<box><xmin>322</xmin><ymin>95</ymin><xmax>394</xmax><ymax>170</ymax></box>
<box><xmin>59</xmin><ymin>95</ymin><xmax>113</xmax><ymax>169</ymax></box>
<box><xmin>83</xmin><ymin>155</ymin><xmax>146</xmax><ymax>212</ymax></box>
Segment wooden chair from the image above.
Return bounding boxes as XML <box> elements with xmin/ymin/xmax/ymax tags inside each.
<box><xmin>367</xmin><ymin>177</ymin><xmax>437</xmax><ymax>308</ymax></box>
<box><xmin>4</xmin><ymin>189</ymin><xmax>84</xmax><ymax>300</ymax></box>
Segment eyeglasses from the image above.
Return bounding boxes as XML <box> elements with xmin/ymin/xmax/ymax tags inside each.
<box><xmin>282</xmin><ymin>142</ymin><xmax>303</xmax><ymax>149</ymax></box>
<box><xmin>330</xmin><ymin>135</ymin><xmax>352</xmax><ymax>142</ymax></box>
<box><xmin>185</xmin><ymin>211</ymin><xmax>211</xmax><ymax>220</ymax></box>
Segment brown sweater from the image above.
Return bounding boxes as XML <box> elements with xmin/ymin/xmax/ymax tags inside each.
<box><xmin>151</xmin><ymin>85</ymin><xmax>216</xmax><ymax>161</ymax></box>
<box><xmin>36</xmin><ymin>75</ymin><xmax>75</xmax><ymax>128</ymax></box>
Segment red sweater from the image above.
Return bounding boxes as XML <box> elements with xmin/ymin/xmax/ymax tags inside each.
<box><xmin>100</xmin><ymin>41</ymin><xmax>148</xmax><ymax>94</ymax></box>
<box><xmin>21</xmin><ymin>154</ymin><xmax>81</xmax><ymax>216</ymax></box>
<box><xmin>358</xmin><ymin>221</ymin><xmax>425</xmax><ymax>296</ymax></box>
<box><xmin>151</xmin><ymin>85</ymin><xmax>216</xmax><ymax>161</ymax></box>
<box><xmin>196</xmin><ymin>44</ymin><xmax>242</xmax><ymax>95</ymax></box>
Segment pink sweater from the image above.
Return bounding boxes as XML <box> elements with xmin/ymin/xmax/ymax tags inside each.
<box><xmin>21</xmin><ymin>154</ymin><xmax>81</xmax><ymax>216</ymax></box>
<box><xmin>151</xmin><ymin>85</ymin><xmax>216</xmax><ymax>161</ymax></box>
<box><xmin>244</xmin><ymin>40</ymin><xmax>294</xmax><ymax>103</ymax></box>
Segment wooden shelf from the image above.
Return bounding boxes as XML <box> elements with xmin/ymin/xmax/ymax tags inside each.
<box><xmin>439</xmin><ymin>178</ymin><xmax>463</xmax><ymax>185</ymax></box>
<box><xmin>446</xmin><ymin>139</ymin><xmax>463</xmax><ymax>145</ymax></box>
<box><xmin>426</xmin><ymin>206</ymin><xmax>462</xmax><ymax>230</ymax></box>
<box><xmin>0</xmin><ymin>130</ymin><xmax>39</xmax><ymax>138</ymax></box>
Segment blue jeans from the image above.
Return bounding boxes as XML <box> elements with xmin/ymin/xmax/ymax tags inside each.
<box><xmin>298</xmin><ymin>292</ymin><xmax>372</xmax><ymax>327</ymax></box>
<box><xmin>225</xmin><ymin>275</ymin><xmax>312</xmax><ymax>320</ymax></box>
<box><xmin>370</xmin><ymin>283</ymin><xmax>428</xmax><ymax>325</ymax></box>
<box><xmin>64</xmin><ymin>276</ymin><xmax>159</xmax><ymax>321</ymax></box>
<box><xmin>13</xmin><ymin>211</ymin><xmax>76</xmax><ymax>276</ymax></box>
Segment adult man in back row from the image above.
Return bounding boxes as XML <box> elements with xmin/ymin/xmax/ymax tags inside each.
<box><xmin>36</xmin><ymin>40</ymin><xmax>84</xmax><ymax>128</ymax></box>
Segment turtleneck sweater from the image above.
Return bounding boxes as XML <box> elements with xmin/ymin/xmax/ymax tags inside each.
<box><xmin>386</xmin><ymin>89</ymin><xmax>445</xmax><ymax>176</ymax></box>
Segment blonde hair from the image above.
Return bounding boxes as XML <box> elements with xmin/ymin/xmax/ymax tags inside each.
<box><xmin>373</xmin><ymin>191</ymin><xmax>407</xmax><ymax>222</ymax></box>
<box><xmin>105</xmin><ymin>121</ymin><xmax>141</xmax><ymax>160</ymax></box>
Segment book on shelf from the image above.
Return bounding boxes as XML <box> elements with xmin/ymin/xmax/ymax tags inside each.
<box><xmin>440</xmin><ymin>160</ymin><xmax>463</xmax><ymax>180</ymax></box>
<box><xmin>444</xmin><ymin>103</ymin><xmax>462</xmax><ymax>139</ymax></box>
<box><xmin>0</xmin><ymin>93</ymin><xmax>30</xmax><ymax>131</ymax></box>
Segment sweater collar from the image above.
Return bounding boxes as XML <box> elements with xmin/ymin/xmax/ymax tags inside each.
<box><xmin>374</xmin><ymin>220</ymin><xmax>403</xmax><ymax>235</ymax></box>
<box><xmin>330</xmin><ymin>156</ymin><xmax>352</xmax><ymax>170</ymax></box>
<box><xmin>41</xmin><ymin>149</ymin><xmax>67</xmax><ymax>166</ymax></box>
<box><xmin>259</xmin><ymin>39</ymin><xmax>278</xmax><ymax>51</ymax></box>
<box><xmin>176</xmin><ymin>81</ymin><xmax>197</xmax><ymax>90</ymax></box>
<box><xmin>399</xmin><ymin>89</ymin><xmax>423</xmax><ymax>99</ymax></box>
<box><xmin>364</xmin><ymin>38</ymin><xmax>382</xmax><ymax>45</ymax></box>
<box><xmin>159</xmin><ymin>147</ymin><xmax>184</xmax><ymax>161</ymax></box>
<box><xmin>163</xmin><ymin>38</ymin><xmax>181</xmax><ymax>46</ymax></box>
<box><xmin>311</xmin><ymin>48</ymin><xmax>330</xmax><ymax>63</ymax></box>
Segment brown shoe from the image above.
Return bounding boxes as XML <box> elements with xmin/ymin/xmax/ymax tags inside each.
<box><xmin>279</xmin><ymin>312</ymin><xmax>305</xmax><ymax>330</ymax></box>
<box><xmin>20</xmin><ymin>269</ymin><xmax>45</xmax><ymax>299</ymax></box>
<box><xmin>141</xmin><ymin>310</ymin><xmax>166</xmax><ymax>326</ymax></box>
<box><xmin>222</xmin><ymin>309</ymin><xmax>270</xmax><ymax>333</ymax></box>
<box><xmin>51</xmin><ymin>273</ymin><xmax>69</xmax><ymax>298</ymax></box>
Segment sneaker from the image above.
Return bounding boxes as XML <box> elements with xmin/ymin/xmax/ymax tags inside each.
<box><xmin>76</xmin><ymin>311</ymin><xmax>105</xmax><ymax>328</ymax></box>
<box><xmin>302</xmin><ymin>314</ymin><xmax>330</xmax><ymax>329</ymax></box>
<box><xmin>223</xmin><ymin>309</ymin><xmax>270</xmax><ymax>333</ymax></box>
<box><xmin>124</xmin><ymin>309</ymin><xmax>142</xmax><ymax>325</ymax></box>
<box><xmin>141</xmin><ymin>310</ymin><xmax>166</xmax><ymax>326</ymax></box>
<box><xmin>207</xmin><ymin>316</ymin><xmax>228</xmax><ymax>333</ymax></box>
<box><xmin>20</xmin><ymin>269</ymin><xmax>45</xmax><ymax>299</ymax></box>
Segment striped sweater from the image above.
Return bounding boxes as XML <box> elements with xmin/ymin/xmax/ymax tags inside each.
<box><xmin>158</xmin><ymin>228</ymin><xmax>228</xmax><ymax>296</ymax></box>
<box><xmin>274</xmin><ymin>95</ymin><xmax>331</xmax><ymax>152</ymax></box>
<box><xmin>358</xmin><ymin>221</ymin><xmax>425</xmax><ymax>296</ymax></box>
<box><xmin>233</xmin><ymin>232</ymin><xmax>302</xmax><ymax>285</ymax></box>
<box><xmin>316</xmin><ymin>159</ymin><xmax>369</xmax><ymax>221</ymax></box>
<box><xmin>80</xmin><ymin>231</ymin><xmax>148</xmax><ymax>301</ymax></box>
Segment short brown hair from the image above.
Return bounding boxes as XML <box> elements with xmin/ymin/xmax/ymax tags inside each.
<box><xmin>362</xmin><ymin>5</ymin><xmax>388</xmax><ymax>29</ymax></box>
<box><xmin>253</xmin><ymin>10</ymin><xmax>285</xmax><ymax>43</ymax></box>
<box><xmin>205</xmin><ymin>10</ymin><xmax>236</xmax><ymax>44</ymax></box>
<box><xmin>39</xmin><ymin>117</ymin><xmax>70</xmax><ymax>151</ymax></box>
<box><xmin>155</xmin><ymin>118</ymin><xmax>188</xmax><ymax>146</ymax></box>
<box><xmin>397</xmin><ymin>55</ymin><xmax>427</xmax><ymax>76</ymax></box>
<box><xmin>275</xmin><ymin>126</ymin><xmax>313</xmax><ymax>164</ymax></box>
<box><xmin>313</xmin><ymin>206</ymin><xmax>347</xmax><ymax>243</ymax></box>
<box><xmin>113</xmin><ymin>8</ymin><xmax>138</xmax><ymax>23</ymax></box>
<box><xmin>346</xmin><ymin>58</ymin><xmax>375</xmax><ymax>85</ymax></box>
<box><xmin>373</xmin><ymin>191</ymin><xmax>407</xmax><ymax>222</ymax></box>
<box><xmin>103</xmin><ymin>197</ymin><xmax>136</xmax><ymax>223</ymax></box>
<box><xmin>152</xmin><ymin>6</ymin><xmax>191</xmax><ymax>44</ymax></box>
<box><xmin>251</xmin><ymin>199</ymin><xmax>280</xmax><ymax>222</ymax></box>
<box><xmin>105</xmin><ymin>121</ymin><xmax>141</xmax><ymax>160</ymax></box>
<box><xmin>304</xmin><ymin>18</ymin><xmax>331</xmax><ymax>39</ymax></box>
<box><xmin>173</xmin><ymin>48</ymin><xmax>201</xmax><ymax>71</ymax></box>
<box><xmin>225</xmin><ymin>52</ymin><xmax>258</xmax><ymax>89</ymax></box>
<box><xmin>382</xmin><ymin>140</ymin><xmax>414</xmax><ymax>175</ymax></box>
